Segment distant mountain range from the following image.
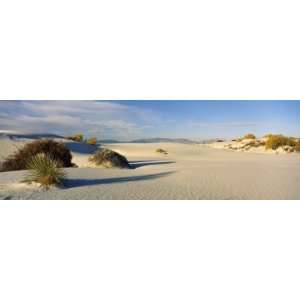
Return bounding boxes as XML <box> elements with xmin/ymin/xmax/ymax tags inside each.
<box><xmin>0</xmin><ymin>132</ymin><xmax>64</xmax><ymax>140</ymax></box>
<box><xmin>98</xmin><ymin>139</ymin><xmax>122</xmax><ymax>144</ymax></box>
<box><xmin>0</xmin><ymin>132</ymin><xmax>203</xmax><ymax>144</ymax></box>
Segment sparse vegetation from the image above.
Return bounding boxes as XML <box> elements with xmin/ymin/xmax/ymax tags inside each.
<box><xmin>156</xmin><ymin>148</ymin><xmax>168</xmax><ymax>155</ymax></box>
<box><xmin>243</xmin><ymin>134</ymin><xmax>256</xmax><ymax>140</ymax></box>
<box><xmin>0</xmin><ymin>139</ymin><xmax>73</xmax><ymax>172</ymax></box>
<box><xmin>67</xmin><ymin>134</ymin><xmax>84</xmax><ymax>142</ymax></box>
<box><xmin>295</xmin><ymin>140</ymin><xmax>300</xmax><ymax>152</ymax></box>
<box><xmin>86</xmin><ymin>137</ymin><xmax>97</xmax><ymax>145</ymax></box>
<box><xmin>23</xmin><ymin>153</ymin><xmax>67</xmax><ymax>190</ymax></box>
<box><xmin>265</xmin><ymin>135</ymin><xmax>296</xmax><ymax>150</ymax></box>
<box><xmin>89</xmin><ymin>148</ymin><xmax>129</xmax><ymax>168</ymax></box>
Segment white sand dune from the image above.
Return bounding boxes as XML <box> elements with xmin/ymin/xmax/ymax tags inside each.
<box><xmin>0</xmin><ymin>140</ymin><xmax>300</xmax><ymax>199</ymax></box>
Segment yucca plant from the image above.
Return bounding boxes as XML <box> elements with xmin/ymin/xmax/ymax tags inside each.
<box><xmin>23</xmin><ymin>153</ymin><xmax>67</xmax><ymax>190</ymax></box>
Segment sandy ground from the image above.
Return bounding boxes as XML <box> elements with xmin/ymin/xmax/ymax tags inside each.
<box><xmin>0</xmin><ymin>140</ymin><xmax>300</xmax><ymax>199</ymax></box>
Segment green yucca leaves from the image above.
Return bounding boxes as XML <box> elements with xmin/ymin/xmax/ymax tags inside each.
<box><xmin>23</xmin><ymin>153</ymin><xmax>67</xmax><ymax>190</ymax></box>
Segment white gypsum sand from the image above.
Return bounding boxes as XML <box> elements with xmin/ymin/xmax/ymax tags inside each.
<box><xmin>0</xmin><ymin>138</ymin><xmax>300</xmax><ymax>200</ymax></box>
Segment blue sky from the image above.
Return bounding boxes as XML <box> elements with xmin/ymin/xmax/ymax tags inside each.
<box><xmin>0</xmin><ymin>100</ymin><xmax>299</xmax><ymax>140</ymax></box>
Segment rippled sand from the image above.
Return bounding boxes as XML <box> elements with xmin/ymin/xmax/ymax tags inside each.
<box><xmin>1</xmin><ymin>141</ymin><xmax>300</xmax><ymax>199</ymax></box>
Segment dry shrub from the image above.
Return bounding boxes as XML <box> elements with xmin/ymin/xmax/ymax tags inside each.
<box><xmin>66</xmin><ymin>134</ymin><xmax>84</xmax><ymax>142</ymax></box>
<box><xmin>265</xmin><ymin>135</ymin><xmax>296</xmax><ymax>150</ymax></box>
<box><xmin>295</xmin><ymin>140</ymin><xmax>300</xmax><ymax>152</ymax></box>
<box><xmin>89</xmin><ymin>148</ymin><xmax>129</xmax><ymax>168</ymax></box>
<box><xmin>86</xmin><ymin>137</ymin><xmax>97</xmax><ymax>145</ymax></box>
<box><xmin>0</xmin><ymin>139</ymin><xmax>73</xmax><ymax>172</ymax></box>
<box><xmin>243</xmin><ymin>133</ymin><xmax>256</xmax><ymax>139</ymax></box>
<box><xmin>156</xmin><ymin>148</ymin><xmax>168</xmax><ymax>154</ymax></box>
<box><xmin>23</xmin><ymin>153</ymin><xmax>67</xmax><ymax>190</ymax></box>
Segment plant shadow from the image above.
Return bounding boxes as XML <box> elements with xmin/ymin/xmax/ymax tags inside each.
<box><xmin>64</xmin><ymin>171</ymin><xmax>174</xmax><ymax>188</ymax></box>
<box><xmin>129</xmin><ymin>160</ymin><xmax>176</xmax><ymax>169</ymax></box>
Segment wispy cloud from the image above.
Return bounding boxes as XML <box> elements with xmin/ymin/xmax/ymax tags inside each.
<box><xmin>189</xmin><ymin>121</ymin><xmax>264</xmax><ymax>128</ymax></box>
<box><xmin>0</xmin><ymin>101</ymin><xmax>158</xmax><ymax>139</ymax></box>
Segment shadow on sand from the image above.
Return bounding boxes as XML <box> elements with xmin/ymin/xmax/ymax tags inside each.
<box><xmin>129</xmin><ymin>160</ymin><xmax>176</xmax><ymax>169</ymax></box>
<box><xmin>65</xmin><ymin>142</ymin><xmax>99</xmax><ymax>154</ymax></box>
<box><xmin>64</xmin><ymin>171</ymin><xmax>174</xmax><ymax>188</ymax></box>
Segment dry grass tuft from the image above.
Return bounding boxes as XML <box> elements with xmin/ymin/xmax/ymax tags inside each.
<box><xmin>86</xmin><ymin>137</ymin><xmax>97</xmax><ymax>145</ymax></box>
<box><xmin>265</xmin><ymin>135</ymin><xmax>296</xmax><ymax>150</ymax></box>
<box><xmin>243</xmin><ymin>134</ymin><xmax>256</xmax><ymax>140</ymax></box>
<box><xmin>66</xmin><ymin>134</ymin><xmax>84</xmax><ymax>142</ymax></box>
<box><xmin>295</xmin><ymin>140</ymin><xmax>300</xmax><ymax>152</ymax></box>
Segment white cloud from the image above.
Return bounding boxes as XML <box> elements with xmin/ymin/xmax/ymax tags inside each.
<box><xmin>0</xmin><ymin>101</ymin><xmax>158</xmax><ymax>139</ymax></box>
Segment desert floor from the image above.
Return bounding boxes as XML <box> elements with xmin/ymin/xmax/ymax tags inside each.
<box><xmin>1</xmin><ymin>141</ymin><xmax>300</xmax><ymax>199</ymax></box>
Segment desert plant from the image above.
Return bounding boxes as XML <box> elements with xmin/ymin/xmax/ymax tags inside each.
<box><xmin>265</xmin><ymin>135</ymin><xmax>296</xmax><ymax>150</ymax></box>
<box><xmin>23</xmin><ymin>153</ymin><xmax>67</xmax><ymax>190</ymax></box>
<box><xmin>67</xmin><ymin>134</ymin><xmax>84</xmax><ymax>142</ymax></box>
<box><xmin>264</xmin><ymin>134</ymin><xmax>274</xmax><ymax>138</ymax></box>
<box><xmin>0</xmin><ymin>139</ymin><xmax>73</xmax><ymax>172</ymax></box>
<box><xmin>86</xmin><ymin>137</ymin><xmax>97</xmax><ymax>145</ymax></box>
<box><xmin>156</xmin><ymin>148</ymin><xmax>168</xmax><ymax>154</ymax></box>
<box><xmin>243</xmin><ymin>133</ymin><xmax>256</xmax><ymax>140</ymax></box>
<box><xmin>89</xmin><ymin>148</ymin><xmax>129</xmax><ymax>168</ymax></box>
<box><xmin>295</xmin><ymin>140</ymin><xmax>300</xmax><ymax>152</ymax></box>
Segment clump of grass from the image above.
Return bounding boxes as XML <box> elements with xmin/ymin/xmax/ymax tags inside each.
<box><xmin>243</xmin><ymin>133</ymin><xmax>256</xmax><ymax>140</ymax></box>
<box><xmin>89</xmin><ymin>148</ymin><xmax>129</xmax><ymax>168</ymax></box>
<box><xmin>156</xmin><ymin>148</ymin><xmax>168</xmax><ymax>155</ymax></box>
<box><xmin>0</xmin><ymin>139</ymin><xmax>73</xmax><ymax>172</ymax></box>
<box><xmin>86</xmin><ymin>137</ymin><xmax>97</xmax><ymax>145</ymax></box>
<box><xmin>295</xmin><ymin>140</ymin><xmax>300</xmax><ymax>152</ymax></box>
<box><xmin>66</xmin><ymin>133</ymin><xmax>84</xmax><ymax>142</ymax></box>
<box><xmin>265</xmin><ymin>135</ymin><xmax>296</xmax><ymax>150</ymax></box>
<box><xmin>23</xmin><ymin>153</ymin><xmax>67</xmax><ymax>190</ymax></box>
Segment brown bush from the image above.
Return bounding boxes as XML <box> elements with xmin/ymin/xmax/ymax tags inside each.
<box><xmin>295</xmin><ymin>140</ymin><xmax>300</xmax><ymax>152</ymax></box>
<box><xmin>66</xmin><ymin>134</ymin><xmax>84</xmax><ymax>142</ymax></box>
<box><xmin>89</xmin><ymin>148</ymin><xmax>129</xmax><ymax>168</ymax></box>
<box><xmin>243</xmin><ymin>133</ymin><xmax>256</xmax><ymax>140</ymax></box>
<box><xmin>265</xmin><ymin>135</ymin><xmax>296</xmax><ymax>150</ymax></box>
<box><xmin>86</xmin><ymin>137</ymin><xmax>97</xmax><ymax>145</ymax></box>
<box><xmin>156</xmin><ymin>148</ymin><xmax>168</xmax><ymax>154</ymax></box>
<box><xmin>0</xmin><ymin>139</ymin><xmax>73</xmax><ymax>172</ymax></box>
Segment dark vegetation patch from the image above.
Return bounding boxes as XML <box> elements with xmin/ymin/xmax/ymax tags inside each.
<box><xmin>89</xmin><ymin>148</ymin><xmax>130</xmax><ymax>168</ymax></box>
<box><xmin>156</xmin><ymin>148</ymin><xmax>168</xmax><ymax>155</ymax></box>
<box><xmin>0</xmin><ymin>139</ymin><xmax>73</xmax><ymax>172</ymax></box>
